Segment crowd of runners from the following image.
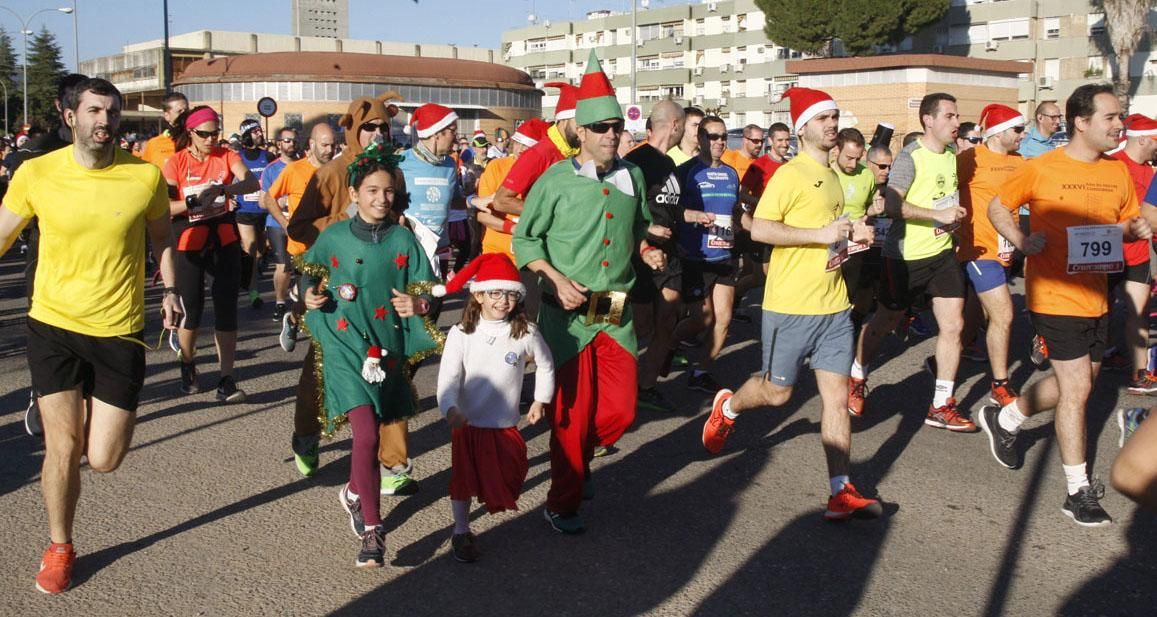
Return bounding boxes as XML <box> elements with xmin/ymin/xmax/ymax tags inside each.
<box><xmin>3</xmin><ymin>52</ymin><xmax>1157</xmax><ymax>594</ymax></box>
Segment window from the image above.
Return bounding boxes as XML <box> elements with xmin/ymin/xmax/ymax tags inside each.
<box><xmin>1088</xmin><ymin>13</ymin><xmax>1106</xmax><ymax>36</ymax></box>
<box><xmin>1044</xmin><ymin>17</ymin><xmax>1060</xmax><ymax>39</ymax></box>
<box><xmin>660</xmin><ymin>21</ymin><xmax>683</xmax><ymax>38</ymax></box>
<box><xmin>695</xmin><ymin>18</ymin><xmax>705</xmax><ymax>36</ymax></box>
<box><xmin>528</xmin><ymin>38</ymin><xmax>546</xmax><ymax>52</ymax></box>
<box><xmin>663</xmin><ymin>85</ymin><xmax>684</xmax><ymax>99</ymax></box>
<box><xmin>661</xmin><ymin>52</ymin><xmax>684</xmax><ymax>68</ymax></box>
<box><xmin>986</xmin><ymin>19</ymin><xmax>1027</xmax><ymax>41</ymax></box>
<box><xmin>639</xmin><ymin>24</ymin><xmax>661</xmax><ymax>42</ymax></box>
<box><xmin>949</xmin><ymin>25</ymin><xmax>969</xmax><ymax>46</ymax></box>
<box><xmin>639</xmin><ymin>55</ymin><xmax>660</xmax><ymax>71</ymax></box>
<box><xmin>1044</xmin><ymin>58</ymin><xmax>1060</xmax><ymax>81</ymax></box>
<box><xmin>1087</xmin><ymin>56</ymin><xmax>1107</xmax><ymax>78</ymax></box>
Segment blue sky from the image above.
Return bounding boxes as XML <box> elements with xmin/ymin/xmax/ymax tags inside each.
<box><xmin>5</xmin><ymin>0</ymin><xmax>694</xmax><ymax>70</ymax></box>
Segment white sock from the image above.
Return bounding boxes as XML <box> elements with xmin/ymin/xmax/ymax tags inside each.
<box><xmin>722</xmin><ymin>396</ymin><xmax>739</xmax><ymax>420</ymax></box>
<box><xmin>1063</xmin><ymin>462</ymin><xmax>1089</xmax><ymax>495</ymax></box>
<box><xmin>347</xmin><ymin>487</ymin><xmax>359</xmax><ymax>501</ymax></box>
<box><xmin>850</xmin><ymin>360</ymin><xmax>866</xmax><ymax>380</ymax></box>
<box><xmin>932</xmin><ymin>380</ymin><xmax>954</xmax><ymax>407</ymax></box>
<box><xmin>451</xmin><ymin>499</ymin><xmax>471</xmax><ymax>534</ymax></box>
<box><xmin>830</xmin><ymin>475</ymin><xmax>850</xmax><ymax>496</ymax></box>
<box><xmin>998</xmin><ymin>400</ymin><xmax>1027</xmax><ymax>434</ymax></box>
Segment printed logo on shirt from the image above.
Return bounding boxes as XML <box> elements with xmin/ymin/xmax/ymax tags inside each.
<box><xmin>704</xmin><ymin>170</ymin><xmax>732</xmax><ymax>182</ymax></box>
<box><xmin>655</xmin><ymin>173</ymin><xmax>681</xmax><ymax>205</ymax></box>
<box><xmin>504</xmin><ymin>352</ymin><xmax>519</xmax><ymax>366</ymax></box>
<box><xmin>426</xmin><ymin>186</ymin><xmax>443</xmax><ymax>203</ymax></box>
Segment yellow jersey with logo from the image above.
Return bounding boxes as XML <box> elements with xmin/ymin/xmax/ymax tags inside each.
<box><xmin>884</xmin><ymin>140</ymin><xmax>958</xmax><ymax>261</ymax></box>
<box><xmin>832</xmin><ymin>162</ymin><xmax>876</xmax><ymax>220</ymax></box>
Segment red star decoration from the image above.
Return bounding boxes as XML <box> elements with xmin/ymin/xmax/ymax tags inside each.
<box><xmin>336</xmin><ymin>317</ymin><xmax>349</xmax><ymax>332</ymax></box>
<box><xmin>330</xmin><ymin>255</ymin><xmax>340</xmax><ymax>268</ymax></box>
<box><xmin>374</xmin><ymin>305</ymin><xmax>388</xmax><ymax>320</ymax></box>
<box><xmin>394</xmin><ymin>253</ymin><xmax>409</xmax><ymax>270</ymax></box>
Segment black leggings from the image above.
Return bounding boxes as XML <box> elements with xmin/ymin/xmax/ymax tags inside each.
<box><xmin>174</xmin><ymin>219</ymin><xmax>242</xmax><ymax>332</ymax></box>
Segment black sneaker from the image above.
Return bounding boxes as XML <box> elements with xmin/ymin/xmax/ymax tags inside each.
<box><xmin>179</xmin><ymin>361</ymin><xmax>200</xmax><ymax>394</ymax></box>
<box><xmin>1061</xmin><ymin>480</ymin><xmax>1112</xmax><ymax>527</ymax></box>
<box><xmin>272</xmin><ymin>303</ymin><xmax>286</xmax><ymax>323</ymax></box>
<box><xmin>216</xmin><ymin>376</ymin><xmax>247</xmax><ymax>403</ymax></box>
<box><xmin>355</xmin><ymin>525</ymin><xmax>386</xmax><ymax>568</ymax></box>
<box><xmin>637</xmin><ymin>387</ymin><xmax>673</xmax><ymax>412</ymax></box>
<box><xmin>339</xmin><ymin>483</ymin><xmax>366</xmax><ymax>537</ymax></box>
<box><xmin>451</xmin><ymin>532</ymin><xmax>480</xmax><ymax>563</ymax></box>
<box><xmin>977</xmin><ymin>405</ymin><xmax>1019</xmax><ymax>469</ymax></box>
<box><xmin>24</xmin><ymin>390</ymin><xmax>43</xmax><ymax>437</ymax></box>
<box><xmin>688</xmin><ymin>372</ymin><xmax>723</xmax><ymax>393</ymax></box>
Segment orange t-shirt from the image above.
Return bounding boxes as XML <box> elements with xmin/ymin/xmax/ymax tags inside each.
<box><xmin>721</xmin><ymin>149</ymin><xmax>754</xmax><ymax>184</ymax></box>
<box><xmin>957</xmin><ymin>145</ymin><xmax>1025</xmax><ymax>265</ymax></box>
<box><xmin>998</xmin><ymin>148</ymin><xmax>1139</xmax><ymax>318</ymax></box>
<box><xmin>142</xmin><ymin>133</ymin><xmax>176</xmax><ymax>170</ymax></box>
<box><xmin>268</xmin><ymin>158</ymin><xmax>321</xmax><ymax>256</ymax></box>
<box><xmin>478</xmin><ymin>155</ymin><xmax>519</xmax><ymax>259</ymax></box>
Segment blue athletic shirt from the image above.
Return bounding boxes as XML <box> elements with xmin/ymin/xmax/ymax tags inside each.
<box><xmin>260</xmin><ymin>158</ymin><xmax>289</xmax><ymax>227</ymax></box>
<box><xmin>676</xmin><ymin>157</ymin><xmax>740</xmax><ymax>263</ymax></box>
<box><xmin>236</xmin><ymin>149</ymin><xmax>274</xmax><ymax>214</ymax></box>
<box><xmin>397</xmin><ymin>148</ymin><xmax>461</xmax><ymax>246</ymax></box>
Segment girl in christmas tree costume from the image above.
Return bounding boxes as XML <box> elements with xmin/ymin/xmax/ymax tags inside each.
<box><xmin>299</xmin><ymin>143</ymin><xmax>442</xmax><ymax>568</ymax></box>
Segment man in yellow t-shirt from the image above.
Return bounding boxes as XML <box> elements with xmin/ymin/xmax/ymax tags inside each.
<box><xmin>667</xmin><ymin>106</ymin><xmax>704</xmax><ymax>165</ymax></box>
<box><xmin>700</xmin><ymin>87</ymin><xmax>882</xmax><ymax>522</ymax></box>
<box><xmin>0</xmin><ymin>78</ymin><xmax>179</xmax><ymax>595</ymax></box>
<box><xmin>848</xmin><ymin>93</ymin><xmax>974</xmax><ymax>432</ymax></box>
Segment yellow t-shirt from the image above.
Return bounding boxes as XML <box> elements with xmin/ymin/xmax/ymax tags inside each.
<box><xmin>667</xmin><ymin>144</ymin><xmax>694</xmax><ymax>166</ymax></box>
<box><xmin>884</xmin><ymin>140</ymin><xmax>958</xmax><ymax>260</ymax></box>
<box><xmin>4</xmin><ymin>147</ymin><xmax>170</xmax><ymax>336</ymax></box>
<box><xmin>832</xmin><ymin>163</ymin><xmax>876</xmax><ymax>220</ymax></box>
<box><xmin>755</xmin><ymin>153</ymin><xmax>849</xmax><ymax>315</ymax></box>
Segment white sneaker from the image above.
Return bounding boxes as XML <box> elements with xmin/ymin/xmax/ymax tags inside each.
<box><xmin>280</xmin><ymin>312</ymin><xmax>299</xmax><ymax>353</ymax></box>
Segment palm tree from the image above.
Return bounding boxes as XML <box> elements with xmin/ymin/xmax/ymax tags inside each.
<box><xmin>1100</xmin><ymin>0</ymin><xmax>1152</xmax><ymax>111</ymax></box>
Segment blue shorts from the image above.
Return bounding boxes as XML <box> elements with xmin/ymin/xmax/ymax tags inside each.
<box><xmin>760</xmin><ymin>309</ymin><xmax>854</xmax><ymax>386</ymax></box>
<box><xmin>962</xmin><ymin>259</ymin><xmax>1008</xmax><ymax>294</ymax></box>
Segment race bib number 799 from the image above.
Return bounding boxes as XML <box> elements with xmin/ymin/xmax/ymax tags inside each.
<box><xmin>1066</xmin><ymin>224</ymin><xmax>1123</xmax><ymax>274</ymax></box>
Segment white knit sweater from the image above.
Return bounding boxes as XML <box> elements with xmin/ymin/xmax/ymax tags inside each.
<box><xmin>436</xmin><ymin>318</ymin><xmax>555</xmax><ymax>428</ymax></box>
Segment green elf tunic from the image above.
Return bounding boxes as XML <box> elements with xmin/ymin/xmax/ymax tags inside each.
<box><xmin>301</xmin><ymin>214</ymin><xmax>443</xmax><ymax>436</ymax></box>
<box><xmin>513</xmin><ymin>157</ymin><xmax>651</xmax><ymax>366</ymax></box>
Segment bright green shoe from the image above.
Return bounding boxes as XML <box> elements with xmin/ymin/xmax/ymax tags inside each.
<box><xmin>294</xmin><ymin>444</ymin><xmax>319</xmax><ymax>477</ymax></box>
<box><xmin>381</xmin><ymin>470</ymin><xmax>419</xmax><ymax>496</ymax></box>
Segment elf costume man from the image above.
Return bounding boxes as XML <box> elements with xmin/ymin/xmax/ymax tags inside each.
<box><xmin>513</xmin><ymin>50</ymin><xmax>666</xmax><ymax>534</ymax></box>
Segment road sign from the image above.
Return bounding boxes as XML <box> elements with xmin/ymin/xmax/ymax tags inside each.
<box><xmin>625</xmin><ymin>104</ymin><xmax>644</xmax><ymax>134</ymax></box>
<box><xmin>257</xmin><ymin>97</ymin><xmax>278</xmax><ymax>118</ymax></box>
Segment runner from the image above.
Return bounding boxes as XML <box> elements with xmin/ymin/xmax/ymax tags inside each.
<box><xmin>163</xmin><ymin>106</ymin><xmax>259</xmax><ymax>403</ymax></box>
<box><xmin>699</xmin><ymin>87</ymin><xmax>882</xmax><ymax>521</ymax></box>
<box><xmin>1019</xmin><ymin>101</ymin><xmax>1063</xmax><ymax>366</ymax></box>
<box><xmin>721</xmin><ymin>123</ymin><xmax>763</xmax><ymax>182</ymax></box>
<box><xmin>830</xmin><ymin>128</ymin><xmax>882</xmax><ymax>314</ymax></box>
<box><xmin>263</xmin><ymin>123</ymin><xmax>336</xmax><ymax>356</ymax></box>
<box><xmin>141</xmin><ymin>91</ymin><xmax>188</xmax><ymax>170</ymax></box>
<box><xmin>1112</xmin><ymin>405</ymin><xmax>1157</xmax><ymax>511</ymax></box>
<box><xmin>848</xmin><ymin>93</ymin><xmax>973</xmax><ymax>432</ymax></box>
<box><xmin>491</xmin><ymin>82</ymin><xmax>581</xmax><ymax>218</ymax></box>
<box><xmin>512</xmin><ymin>51</ymin><xmax>665</xmax><ymax>534</ymax></box>
<box><xmin>979</xmin><ymin>83</ymin><xmax>1149</xmax><ymax>526</ymax></box>
<box><xmin>397</xmin><ymin>103</ymin><xmax>465</xmax><ymax>279</ymax></box>
<box><xmin>234</xmin><ymin>119</ymin><xmax>275</xmax><ymax>310</ymax></box>
<box><xmin>1104</xmin><ymin>114</ymin><xmax>1157</xmax><ymax>393</ymax></box>
<box><xmin>667</xmin><ymin>107</ymin><xmax>704</xmax><ymax>166</ymax></box>
<box><xmin>672</xmin><ymin>115</ymin><xmax>739</xmax><ymax>394</ymax></box>
<box><xmin>956</xmin><ymin>103</ymin><xmax>1027</xmax><ymax>409</ymax></box>
<box><xmin>0</xmin><ymin>77</ymin><xmax>179</xmax><ymax>594</ymax></box>
<box><xmin>259</xmin><ymin>126</ymin><xmax>301</xmax><ymax>324</ymax></box>
<box><xmin>955</xmin><ymin>121</ymin><xmax>981</xmax><ymax>153</ymax></box>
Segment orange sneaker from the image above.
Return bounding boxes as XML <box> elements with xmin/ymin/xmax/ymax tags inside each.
<box><xmin>989</xmin><ymin>382</ymin><xmax>1019</xmax><ymax>408</ymax></box>
<box><xmin>925</xmin><ymin>398</ymin><xmax>978</xmax><ymax>432</ymax></box>
<box><xmin>701</xmin><ymin>389</ymin><xmax>735</xmax><ymax>455</ymax></box>
<box><xmin>848</xmin><ymin>377</ymin><xmax>867</xmax><ymax>417</ymax></box>
<box><xmin>35</xmin><ymin>542</ymin><xmax>75</xmax><ymax>594</ymax></box>
<box><xmin>825</xmin><ymin>482</ymin><xmax>884</xmax><ymax>520</ymax></box>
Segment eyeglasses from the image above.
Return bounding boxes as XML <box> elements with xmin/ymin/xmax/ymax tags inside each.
<box><xmin>484</xmin><ymin>290</ymin><xmax>522</xmax><ymax>301</ymax></box>
<box><xmin>964</xmin><ymin>136</ymin><xmax>983</xmax><ymax>144</ymax></box>
<box><xmin>278</xmin><ymin>138</ymin><xmax>295</xmax><ymax>143</ymax></box>
<box><xmin>1011</xmin><ymin>126</ymin><xmax>1025</xmax><ymax>134</ymax></box>
<box><xmin>869</xmin><ymin>161</ymin><xmax>890</xmax><ymax>170</ymax></box>
<box><xmin>745</xmin><ymin>136</ymin><xmax>763</xmax><ymax>144</ymax></box>
<box><xmin>192</xmin><ymin>129</ymin><xmax>220</xmax><ymax>139</ymax></box>
<box><xmin>706</xmin><ymin>133</ymin><xmax>727</xmax><ymax>141</ymax></box>
<box><xmin>1042</xmin><ymin>114</ymin><xmax>1063</xmax><ymax>121</ymax></box>
<box><xmin>360</xmin><ymin>122</ymin><xmax>385</xmax><ymax>133</ymax></box>
<box><xmin>584</xmin><ymin>121</ymin><xmax>624</xmax><ymax>134</ymax></box>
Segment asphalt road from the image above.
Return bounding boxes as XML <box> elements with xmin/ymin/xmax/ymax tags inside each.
<box><xmin>1</xmin><ymin>248</ymin><xmax>1154</xmax><ymax>617</ymax></box>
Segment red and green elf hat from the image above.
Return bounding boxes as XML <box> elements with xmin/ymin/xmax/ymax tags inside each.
<box><xmin>575</xmin><ymin>49</ymin><xmax>622</xmax><ymax>126</ymax></box>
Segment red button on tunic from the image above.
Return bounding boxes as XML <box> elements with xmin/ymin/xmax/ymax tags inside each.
<box><xmin>602</xmin><ymin>260</ymin><xmax>609</xmax><ymax>267</ymax></box>
<box><xmin>602</xmin><ymin>188</ymin><xmax>610</xmax><ymax>196</ymax></box>
<box><xmin>605</xmin><ymin>212</ymin><xmax>613</xmax><ymax>219</ymax></box>
<box><xmin>603</xmin><ymin>238</ymin><xmax>611</xmax><ymax>245</ymax></box>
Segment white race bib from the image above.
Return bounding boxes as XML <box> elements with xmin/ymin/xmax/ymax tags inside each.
<box><xmin>826</xmin><ymin>215</ymin><xmax>850</xmax><ymax>272</ymax></box>
<box><xmin>997</xmin><ymin>234</ymin><xmax>1015</xmax><ymax>262</ymax></box>
<box><xmin>1066</xmin><ymin>224</ymin><xmax>1123</xmax><ymax>274</ymax></box>
<box><xmin>706</xmin><ymin>214</ymin><xmax>734</xmax><ymax>249</ymax></box>
<box><xmin>932</xmin><ymin>191</ymin><xmax>960</xmax><ymax>236</ymax></box>
<box><xmin>872</xmin><ymin>217</ymin><xmax>891</xmax><ymax>248</ymax></box>
<box><xmin>184</xmin><ymin>181</ymin><xmax>229</xmax><ymax>223</ymax></box>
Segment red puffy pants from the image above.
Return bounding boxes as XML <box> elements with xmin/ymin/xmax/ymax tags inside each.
<box><xmin>546</xmin><ymin>332</ymin><xmax>637</xmax><ymax>515</ymax></box>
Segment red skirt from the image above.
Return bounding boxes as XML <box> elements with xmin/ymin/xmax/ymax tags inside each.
<box><xmin>450</xmin><ymin>425</ymin><xmax>528</xmax><ymax>513</ymax></box>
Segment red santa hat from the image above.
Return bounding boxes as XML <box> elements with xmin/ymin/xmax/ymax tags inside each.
<box><xmin>432</xmin><ymin>253</ymin><xmax>526</xmax><ymax>298</ymax></box>
<box><xmin>1125</xmin><ymin>113</ymin><xmax>1157</xmax><ymax>137</ymax></box>
<box><xmin>777</xmin><ymin>87</ymin><xmax>838</xmax><ymax>134</ymax></box>
<box><xmin>544</xmin><ymin>81</ymin><xmax>579</xmax><ymax>121</ymax></box>
<box><xmin>512</xmin><ymin>118</ymin><xmax>551</xmax><ymax>147</ymax></box>
<box><xmin>408</xmin><ymin>103</ymin><xmax>459</xmax><ymax>139</ymax></box>
<box><xmin>979</xmin><ymin>104</ymin><xmax>1025</xmax><ymax>139</ymax></box>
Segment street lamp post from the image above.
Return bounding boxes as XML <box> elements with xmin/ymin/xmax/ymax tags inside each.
<box><xmin>0</xmin><ymin>79</ymin><xmax>8</xmax><ymax>135</ymax></box>
<box><xmin>0</xmin><ymin>5</ymin><xmax>74</xmax><ymax>129</ymax></box>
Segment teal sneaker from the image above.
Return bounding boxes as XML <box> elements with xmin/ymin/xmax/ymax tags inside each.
<box><xmin>544</xmin><ymin>509</ymin><xmax>585</xmax><ymax>534</ymax></box>
<box><xmin>294</xmin><ymin>444</ymin><xmax>319</xmax><ymax>477</ymax></box>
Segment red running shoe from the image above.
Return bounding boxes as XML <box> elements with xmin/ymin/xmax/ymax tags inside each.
<box><xmin>848</xmin><ymin>377</ymin><xmax>867</xmax><ymax>417</ymax></box>
<box><xmin>701</xmin><ymin>389</ymin><xmax>735</xmax><ymax>454</ymax></box>
<box><xmin>989</xmin><ymin>382</ymin><xmax>1019</xmax><ymax>408</ymax></box>
<box><xmin>925</xmin><ymin>398</ymin><xmax>978</xmax><ymax>432</ymax></box>
<box><xmin>35</xmin><ymin>542</ymin><xmax>75</xmax><ymax>594</ymax></box>
<box><xmin>825</xmin><ymin>482</ymin><xmax>883</xmax><ymax>520</ymax></box>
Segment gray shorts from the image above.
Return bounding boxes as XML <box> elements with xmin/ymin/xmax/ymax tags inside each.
<box><xmin>760</xmin><ymin>309</ymin><xmax>855</xmax><ymax>386</ymax></box>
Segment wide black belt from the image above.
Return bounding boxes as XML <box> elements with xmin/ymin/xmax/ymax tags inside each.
<box><xmin>541</xmin><ymin>290</ymin><xmax>627</xmax><ymax>326</ymax></box>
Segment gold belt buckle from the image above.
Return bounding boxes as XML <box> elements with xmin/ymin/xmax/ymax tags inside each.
<box><xmin>584</xmin><ymin>290</ymin><xmax>627</xmax><ymax>326</ymax></box>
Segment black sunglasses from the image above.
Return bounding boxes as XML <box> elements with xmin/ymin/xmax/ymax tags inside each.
<box><xmin>964</xmin><ymin>136</ymin><xmax>983</xmax><ymax>144</ymax></box>
<box><xmin>745</xmin><ymin>136</ymin><xmax>763</xmax><ymax>144</ymax></box>
<box><xmin>1011</xmin><ymin>126</ymin><xmax>1025</xmax><ymax>134</ymax></box>
<box><xmin>870</xmin><ymin>161</ymin><xmax>890</xmax><ymax>170</ymax></box>
<box><xmin>706</xmin><ymin>133</ymin><xmax>727</xmax><ymax>141</ymax></box>
<box><xmin>585</xmin><ymin>121</ymin><xmax>624</xmax><ymax>134</ymax></box>
<box><xmin>192</xmin><ymin>129</ymin><xmax>220</xmax><ymax>138</ymax></box>
<box><xmin>360</xmin><ymin>122</ymin><xmax>385</xmax><ymax>133</ymax></box>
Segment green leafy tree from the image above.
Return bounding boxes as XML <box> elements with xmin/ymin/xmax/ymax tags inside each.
<box><xmin>756</xmin><ymin>0</ymin><xmax>950</xmax><ymax>56</ymax></box>
<box><xmin>0</xmin><ymin>28</ymin><xmax>17</xmax><ymax>134</ymax></box>
<box><xmin>23</xmin><ymin>26</ymin><xmax>67</xmax><ymax>129</ymax></box>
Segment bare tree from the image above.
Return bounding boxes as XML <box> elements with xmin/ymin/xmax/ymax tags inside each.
<box><xmin>1100</xmin><ymin>0</ymin><xmax>1152</xmax><ymax>111</ymax></box>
